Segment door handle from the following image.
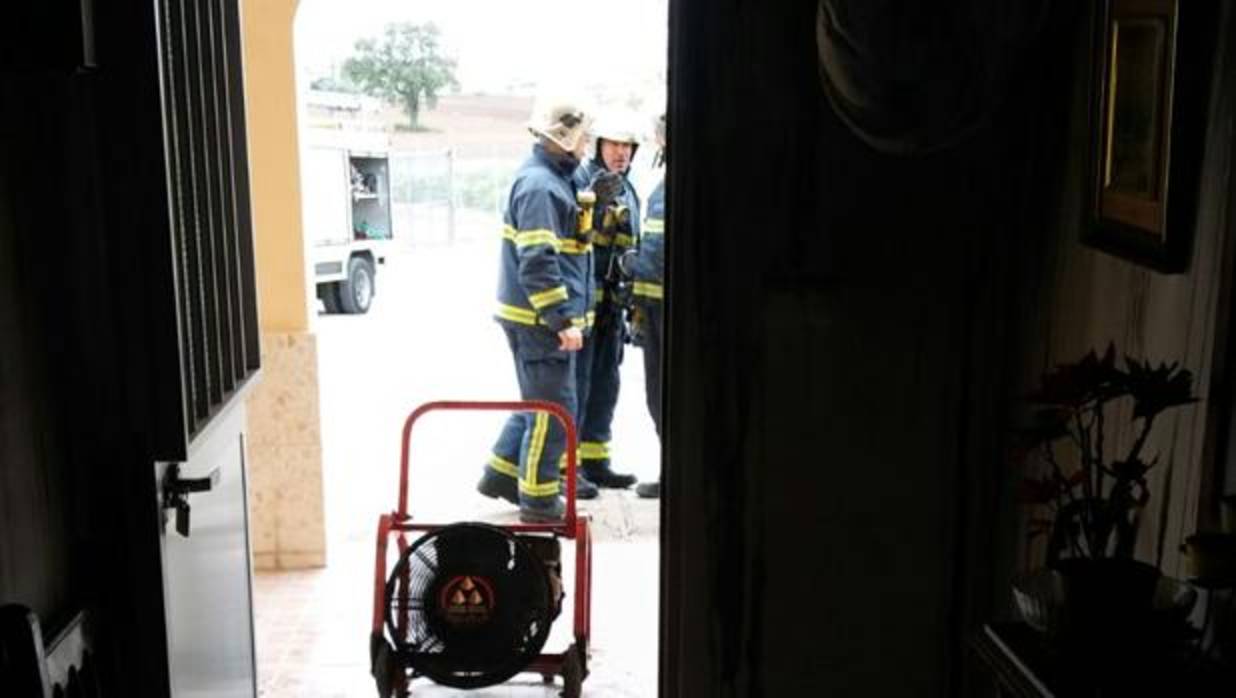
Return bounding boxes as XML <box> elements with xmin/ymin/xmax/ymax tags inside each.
<box><xmin>165</xmin><ymin>463</ymin><xmax>221</xmax><ymax>495</ymax></box>
<box><xmin>161</xmin><ymin>463</ymin><xmax>221</xmax><ymax>538</ymax></box>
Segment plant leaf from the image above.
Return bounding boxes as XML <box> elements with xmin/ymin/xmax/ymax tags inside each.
<box><xmin>1123</xmin><ymin>356</ymin><xmax>1199</xmax><ymax>420</ymax></box>
<box><xmin>1027</xmin><ymin>344</ymin><xmax>1126</xmax><ymax>407</ymax></box>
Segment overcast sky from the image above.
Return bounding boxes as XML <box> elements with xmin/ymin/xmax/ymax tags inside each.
<box><xmin>295</xmin><ymin>0</ymin><xmax>668</xmax><ymax>100</ymax></box>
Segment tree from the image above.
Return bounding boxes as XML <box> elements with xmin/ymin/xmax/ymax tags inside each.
<box><xmin>342</xmin><ymin>23</ymin><xmax>458</xmax><ymax>130</ymax></box>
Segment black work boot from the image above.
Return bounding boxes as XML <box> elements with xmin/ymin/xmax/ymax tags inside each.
<box><xmin>582</xmin><ymin>459</ymin><xmax>637</xmax><ymax>489</ymax></box>
<box><xmin>476</xmin><ymin>468</ymin><xmax>518</xmax><ymax>505</ymax></box>
<box><xmin>635</xmin><ymin>480</ymin><xmax>660</xmax><ymax>499</ymax></box>
<box><xmin>573</xmin><ymin>473</ymin><xmax>600</xmax><ymax>500</ymax></box>
<box><xmin>520</xmin><ymin>496</ymin><xmax>566</xmax><ymax>523</ymax></box>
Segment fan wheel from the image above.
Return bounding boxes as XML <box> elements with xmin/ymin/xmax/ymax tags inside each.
<box><xmin>369</xmin><ymin>633</ymin><xmax>404</xmax><ymax>697</ymax></box>
<box><xmin>384</xmin><ymin>523</ymin><xmax>556</xmax><ymax>689</ymax></box>
<box><xmin>561</xmin><ymin>643</ymin><xmax>585</xmax><ymax>698</ymax></box>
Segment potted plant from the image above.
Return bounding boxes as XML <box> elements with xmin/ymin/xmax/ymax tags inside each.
<box><xmin>1014</xmin><ymin>344</ymin><xmax>1198</xmax><ymax>644</ymax></box>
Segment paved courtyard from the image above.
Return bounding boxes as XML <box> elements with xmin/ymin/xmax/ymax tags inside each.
<box><xmin>254</xmin><ymin>238</ymin><xmax>662</xmax><ymax>697</ymax></box>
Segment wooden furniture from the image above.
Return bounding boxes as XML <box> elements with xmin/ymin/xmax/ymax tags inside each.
<box><xmin>0</xmin><ymin>605</ymin><xmax>101</xmax><ymax>697</ymax></box>
<box><xmin>973</xmin><ymin>622</ymin><xmax>1234</xmax><ymax>697</ymax></box>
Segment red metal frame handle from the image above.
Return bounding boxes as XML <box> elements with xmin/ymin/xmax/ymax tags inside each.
<box><xmin>397</xmin><ymin>400</ymin><xmax>579</xmax><ymax>528</ymax></box>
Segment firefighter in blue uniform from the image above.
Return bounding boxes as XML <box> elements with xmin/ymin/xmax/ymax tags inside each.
<box><xmin>633</xmin><ymin>114</ymin><xmax>667</xmax><ymax>499</ymax></box>
<box><xmin>570</xmin><ymin>115</ymin><xmax>643</xmax><ymax>489</ymax></box>
<box><xmin>476</xmin><ymin>100</ymin><xmax>618</xmax><ymax>522</ymax></box>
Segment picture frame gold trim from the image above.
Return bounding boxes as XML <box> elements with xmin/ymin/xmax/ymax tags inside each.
<box><xmin>1084</xmin><ymin>0</ymin><xmax>1218</xmax><ymax>273</ymax></box>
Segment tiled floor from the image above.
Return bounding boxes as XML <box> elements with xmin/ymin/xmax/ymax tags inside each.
<box><xmin>253</xmin><ymin>242</ymin><xmax>662</xmax><ymax>697</ymax></box>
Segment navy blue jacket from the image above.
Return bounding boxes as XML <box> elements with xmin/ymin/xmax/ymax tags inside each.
<box><xmin>632</xmin><ymin>178</ymin><xmax>664</xmax><ymax>306</ymax></box>
<box><xmin>573</xmin><ymin>159</ymin><xmax>641</xmax><ymax>291</ymax></box>
<box><xmin>494</xmin><ymin>144</ymin><xmax>595</xmax><ymax>333</ymax></box>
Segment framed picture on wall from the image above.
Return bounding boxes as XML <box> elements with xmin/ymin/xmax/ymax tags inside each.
<box><xmin>1084</xmin><ymin>0</ymin><xmax>1218</xmax><ymax>273</ymax></box>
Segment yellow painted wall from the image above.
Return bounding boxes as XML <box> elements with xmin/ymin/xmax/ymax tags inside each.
<box><xmin>242</xmin><ymin>0</ymin><xmax>308</xmax><ymax>332</ymax></box>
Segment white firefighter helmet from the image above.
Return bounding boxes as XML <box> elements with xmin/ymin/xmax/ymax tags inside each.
<box><xmin>591</xmin><ymin>111</ymin><xmax>641</xmax><ymax>146</ymax></box>
<box><xmin>527</xmin><ymin>98</ymin><xmax>593</xmax><ymax>154</ymax></box>
<box><xmin>591</xmin><ymin>111</ymin><xmax>642</xmax><ymax>172</ymax></box>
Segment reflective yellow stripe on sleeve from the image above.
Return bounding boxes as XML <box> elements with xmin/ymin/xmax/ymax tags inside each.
<box><xmin>494</xmin><ymin>302</ymin><xmax>590</xmax><ymax>328</ymax></box>
<box><xmin>615</xmin><ymin>233</ymin><xmax>635</xmax><ymax>248</ymax></box>
<box><xmin>496</xmin><ymin>303</ymin><xmax>538</xmax><ymax>325</ymax></box>
<box><xmin>503</xmin><ymin>225</ymin><xmax>589</xmax><ymax>254</ymax></box>
<box><xmin>497</xmin><ymin>304</ymin><xmax>592</xmax><ymax>329</ymax></box>
<box><xmin>514</xmin><ymin>229</ymin><xmax>562</xmax><ymax>250</ymax></box>
<box><xmin>561</xmin><ymin>314</ymin><xmax>593</xmax><ymax>330</ymax></box>
<box><xmin>529</xmin><ymin>285</ymin><xmax>568</xmax><ymax>310</ymax></box>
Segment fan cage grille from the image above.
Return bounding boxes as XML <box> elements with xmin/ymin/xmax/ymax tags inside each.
<box><xmin>384</xmin><ymin>523</ymin><xmax>556</xmax><ymax>689</ymax></box>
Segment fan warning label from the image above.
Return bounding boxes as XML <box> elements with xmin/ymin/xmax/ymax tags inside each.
<box><xmin>439</xmin><ymin>575</ymin><xmax>495</xmax><ymax>626</ymax></box>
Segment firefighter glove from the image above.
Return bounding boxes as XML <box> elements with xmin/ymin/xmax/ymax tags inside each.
<box><xmin>590</xmin><ymin>170</ymin><xmax>624</xmax><ymax>208</ymax></box>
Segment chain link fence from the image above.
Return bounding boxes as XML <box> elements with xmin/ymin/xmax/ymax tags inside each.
<box><xmin>389</xmin><ymin>147</ymin><xmax>522</xmax><ymax>249</ymax></box>
<box><xmin>389</xmin><ymin>146</ymin><xmax>666</xmax><ymax>250</ymax></box>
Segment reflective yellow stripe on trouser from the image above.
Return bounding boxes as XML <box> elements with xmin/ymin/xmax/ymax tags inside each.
<box><xmin>559</xmin><ymin>444</ymin><xmax>611</xmax><ymax>473</ymax></box>
<box><xmin>488</xmin><ymin>454</ymin><xmax>519</xmax><ymax>478</ymax></box>
<box><xmin>521</xmin><ymin>412</ymin><xmax>559</xmax><ymax>497</ymax></box>
<box><xmin>579</xmin><ymin>441</ymin><xmax>611</xmax><ymax>461</ymax></box>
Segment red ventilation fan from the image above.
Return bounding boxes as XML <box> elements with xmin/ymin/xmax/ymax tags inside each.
<box><xmin>370</xmin><ymin>401</ymin><xmax>593</xmax><ymax>697</ymax></box>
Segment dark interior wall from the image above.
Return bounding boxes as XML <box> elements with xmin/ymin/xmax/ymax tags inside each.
<box><xmin>0</xmin><ymin>73</ymin><xmax>111</xmax><ymax>633</ymax></box>
<box><xmin>0</xmin><ymin>88</ymin><xmax>75</xmax><ymax>627</ymax></box>
<box><xmin>663</xmin><ymin>1</ymin><xmax>1074</xmax><ymax>695</ymax></box>
<box><xmin>1013</xmin><ymin>3</ymin><xmax>1236</xmax><ymax>576</ymax></box>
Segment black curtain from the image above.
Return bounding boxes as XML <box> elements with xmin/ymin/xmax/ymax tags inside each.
<box><xmin>662</xmin><ymin>0</ymin><xmax>1082</xmax><ymax>695</ymax></box>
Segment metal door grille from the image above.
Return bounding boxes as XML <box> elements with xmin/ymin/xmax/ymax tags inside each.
<box><xmin>156</xmin><ymin>0</ymin><xmax>259</xmax><ymax>440</ymax></box>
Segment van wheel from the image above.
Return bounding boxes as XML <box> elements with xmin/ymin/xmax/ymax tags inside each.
<box><xmin>320</xmin><ymin>283</ymin><xmax>342</xmax><ymax>314</ymax></box>
<box><xmin>339</xmin><ymin>257</ymin><xmax>374</xmax><ymax>314</ymax></box>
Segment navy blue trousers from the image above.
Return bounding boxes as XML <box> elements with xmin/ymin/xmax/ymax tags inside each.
<box><xmin>574</xmin><ymin>301</ymin><xmax>624</xmax><ymax>468</ymax></box>
<box><xmin>487</xmin><ymin>326</ymin><xmax>577</xmax><ymax>507</ymax></box>
<box><xmin>639</xmin><ymin>304</ymin><xmax>663</xmax><ymax>437</ymax></box>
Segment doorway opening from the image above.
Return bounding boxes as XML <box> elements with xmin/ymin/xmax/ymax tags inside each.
<box><xmin>252</xmin><ymin>1</ymin><xmax>669</xmax><ymax>695</ymax></box>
